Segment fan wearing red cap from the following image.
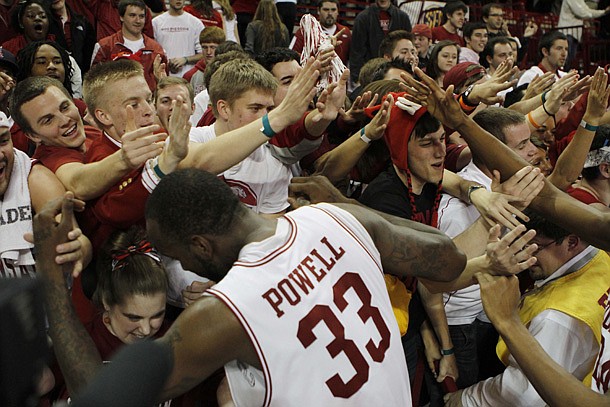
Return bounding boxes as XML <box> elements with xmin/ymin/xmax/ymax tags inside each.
<box><xmin>360</xmin><ymin>92</ymin><xmax>445</xmax><ymax>229</ymax></box>
<box><xmin>412</xmin><ymin>23</ymin><xmax>432</xmax><ymax>69</ymax></box>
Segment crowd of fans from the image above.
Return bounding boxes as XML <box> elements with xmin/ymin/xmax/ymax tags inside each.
<box><xmin>1</xmin><ymin>0</ymin><xmax>610</xmax><ymax>406</ymax></box>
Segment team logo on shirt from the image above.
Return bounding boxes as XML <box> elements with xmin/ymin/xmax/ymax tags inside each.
<box><xmin>223</xmin><ymin>179</ymin><xmax>258</xmax><ymax>207</ymax></box>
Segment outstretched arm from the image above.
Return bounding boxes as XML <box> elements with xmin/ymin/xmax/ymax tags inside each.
<box><xmin>33</xmin><ymin>194</ymin><xmax>102</xmax><ymax>395</ymax></box>
<box><xmin>476</xmin><ymin>273</ymin><xmax>610</xmax><ymax>407</ymax></box>
<box><xmin>548</xmin><ymin>67</ymin><xmax>610</xmax><ymax>190</ymax></box>
<box><xmin>179</xmin><ymin>58</ymin><xmax>322</xmax><ymax>174</ymax></box>
<box><xmin>157</xmin><ymin>296</ymin><xmax>255</xmax><ymax>402</ymax></box>
<box><xmin>332</xmin><ymin>202</ymin><xmax>467</xmax><ymax>284</ymax></box>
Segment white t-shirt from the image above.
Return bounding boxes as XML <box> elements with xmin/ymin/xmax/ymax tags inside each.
<box><xmin>153</xmin><ymin>12</ymin><xmax>204</xmax><ymax>77</ymax></box>
<box><xmin>189</xmin><ymin>125</ymin><xmax>292</xmax><ymax>214</ymax></box>
<box><xmin>213</xmin><ymin>1</ymin><xmax>238</xmax><ymax>43</ymax></box>
<box><xmin>122</xmin><ymin>37</ymin><xmax>145</xmax><ymax>54</ymax></box>
<box><xmin>437</xmin><ymin>161</ymin><xmax>492</xmax><ymax>325</ymax></box>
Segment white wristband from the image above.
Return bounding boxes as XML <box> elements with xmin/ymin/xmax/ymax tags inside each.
<box><xmin>360</xmin><ymin>127</ymin><xmax>372</xmax><ymax>144</ymax></box>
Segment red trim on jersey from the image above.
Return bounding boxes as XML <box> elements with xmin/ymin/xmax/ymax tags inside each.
<box><xmin>205</xmin><ymin>289</ymin><xmax>273</xmax><ymax>405</ymax></box>
<box><xmin>232</xmin><ymin>217</ymin><xmax>298</xmax><ymax>268</ymax></box>
<box><xmin>312</xmin><ymin>206</ymin><xmax>383</xmax><ymax>275</ymax></box>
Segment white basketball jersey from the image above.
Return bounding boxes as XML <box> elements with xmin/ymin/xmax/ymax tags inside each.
<box><xmin>592</xmin><ymin>300</ymin><xmax>610</xmax><ymax>394</ymax></box>
<box><xmin>207</xmin><ymin>204</ymin><xmax>411</xmax><ymax>406</ymax></box>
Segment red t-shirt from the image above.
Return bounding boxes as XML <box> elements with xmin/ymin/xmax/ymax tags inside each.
<box><xmin>566</xmin><ymin>186</ymin><xmax>604</xmax><ymax>205</ymax></box>
<box><xmin>379</xmin><ymin>10</ymin><xmax>391</xmax><ymax>35</ymax></box>
<box><xmin>431</xmin><ymin>25</ymin><xmax>465</xmax><ymax>47</ymax></box>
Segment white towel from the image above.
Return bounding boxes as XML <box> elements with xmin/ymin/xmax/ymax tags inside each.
<box><xmin>0</xmin><ymin>148</ymin><xmax>34</xmax><ymax>265</ymax></box>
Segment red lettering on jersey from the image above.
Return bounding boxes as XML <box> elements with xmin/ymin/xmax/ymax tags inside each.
<box><xmin>303</xmin><ymin>253</ymin><xmax>328</xmax><ymax>282</ymax></box>
<box><xmin>321</xmin><ymin>237</ymin><xmax>345</xmax><ymax>261</ymax></box>
<box><xmin>311</xmin><ymin>248</ymin><xmax>336</xmax><ymax>272</ymax></box>
<box><xmin>289</xmin><ymin>264</ymin><xmax>315</xmax><ymax>294</ymax></box>
<box><xmin>278</xmin><ymin>278</ymin><xmax>302</xmax><ymax>306</ymax></box>
<box><xmin>262</xmin><ymin>288</ymin><xmax>285</xmax><ymax>318</ymax></box>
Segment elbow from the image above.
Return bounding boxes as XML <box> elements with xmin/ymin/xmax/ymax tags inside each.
<box><xmin>437</xmin><ymin>235</ymin><xmax>467</xmax><ymax>282</ymax></box>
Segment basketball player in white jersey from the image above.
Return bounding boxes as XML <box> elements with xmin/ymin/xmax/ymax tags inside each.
<box><xmin>33</xmin><ymin>169</ymin><xmax>534</xmax><ymax>405</ymax></box>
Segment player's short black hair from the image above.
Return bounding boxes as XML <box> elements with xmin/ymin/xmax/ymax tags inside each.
<box><xmin>146</xmin><ymin>169</ymin><xmax>242</xmax><ymax>242</ymax></box>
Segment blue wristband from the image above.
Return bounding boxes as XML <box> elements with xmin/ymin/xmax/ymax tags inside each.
<box><xmin>153</xmin><ymin>163</ymin><xmax>166</xmax><ymax>179</ymax></box>
<box><xmin>580</xmin><ymin>119</ymin><xmax>599</xmax><ymax>132</ymax></box>
<box><xmin>260</xmin><ymin>114</ymin><xmax>276</xmax><ymax>138</ymax></box>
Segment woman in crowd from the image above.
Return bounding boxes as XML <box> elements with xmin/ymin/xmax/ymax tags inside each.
<box><xmin>185</xmin><ymin>0</ymin><xmax>224</xmax><ymax>29</ymax></box>
<box><xmin>17</xmin><ymin>40</ymin><xmax>74</xmax><ymax>97</ymax></box>
<box><xmin>245</xmin><ymin>0</ymin><xmax>289</xmax><ymax>55</ymax></box>
<box><xmin>426</xmin><ymin>40</ymin><xmax>459</xmax><ymax>88</ymax></box>
<box><xmin>213</xmin><ymin>0</ymin><xmax>239</xmax><ymax>43</ymax></box>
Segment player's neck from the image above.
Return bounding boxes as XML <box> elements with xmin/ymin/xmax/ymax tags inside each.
<box><xmin>240</xmin><ymin>209</ymin><xmax>278</xmax><ymax>245</ymax></box>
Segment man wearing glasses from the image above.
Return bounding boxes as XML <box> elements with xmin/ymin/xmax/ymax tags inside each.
<box><xmin>446</xmin><ymin>210</ymin><xmax>610</xmax><ymax>406</ymax></box>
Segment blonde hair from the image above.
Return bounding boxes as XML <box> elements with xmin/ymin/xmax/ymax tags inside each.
<box><xmin>208</xmin><ymin>59</ymin><xmax>277</xmax><ymax>117</ymax></box>
<box><xmin>83</xmin><ymin>59</ymin><xmax>144</xmax><ymax>126</ymax></box>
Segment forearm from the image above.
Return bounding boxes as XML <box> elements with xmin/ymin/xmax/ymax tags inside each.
<box><xmin>495</xmin><ymin>318</ymin><xmax>609</xmax><ymax>407</ymax></box>
<box><xmin>420</xmin><ymin>255</ymin><xmax>487</xmax><ymax>294</ymax></box>
<box><xmin>43</xmin><ymin>274</ymin><xmax>102</xmax><ymax>395</ymax></box>
<box><xmin>58</xmin><ymin>153</ymin><xmax>131</xmax><ymax>200</ymax></box>
<box><xmin>304</xmin><ymin>109</ymin><xmax>332</xmax><ymax>139</ymax></box>
<box><xmin>313</xmin><ymin>130</ymin><xmax>369</xmax><ymax>183</ymax></box>
<box><xmin>419</xmin><ymin>285</ymin><xmax>453</xmax><ymax>350</ymax></box>
<box><xmin>441</xmin><ymin>169</ymin><xmax>473</xmax><ymax>203</ymax></box>
<box><xmin>509</xmin><ymin>93</ymin><xmax>542</xmax><ymax>114</ymax></box>
<box><xmin>184</xmin><ymin>54</ymin><xmax>203</xmax><ymax>64</ymax></box>
<box><xmin>456</xmin><ymin>117</ymin><xmax>527</xmax><ymax>179</ymax></box>
<box><xmin>180</xmin><ymin>112</ymin><xmax>286</xmax><ymax>173</ymax></box>
<box><xmin>527</xmin><ymin>104</ymin><xmax>552</xmax><ymax>132</ymax></box>
<box><xmin>452</xmin><ymin>217</ymin><xmax>490</xmax><ymax>259</ymax></box>
<box><xmin>547</xmin><ymin>120</ymin><xmax>597</xmax><ymax>190</ymax></box>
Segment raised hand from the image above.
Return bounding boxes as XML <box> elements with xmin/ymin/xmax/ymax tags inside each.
<box><xmin>401</xmin><ymin>67</ymin><xmax>468</xmax><ymax>129</ymax></box>
<box><xmin>485</xmin><ymin>224</ymin><xmax>537</xmax><ymax>276</ymax></box>
<box><xmin>164</xmin><ymin>95</ymin><xmax>191</xmax><ymax>167</ymax></box>
<box><xmin>339</xmin><ymin>91</ymin><xmax>379</xmax><ymax>124</ymax></box>
<box><xmin>523</xmin><ymin>72</ymin><xmax>555</xmax><ymax>101</ymax></box>
<box><xmin>544</xmin><ymin>71</ymin><xmax>578</xmax><ymax>114</ymax></box>
<box><xmin>33</xmin><ymin>192</ymin><xmax>78</xmax><ymax>286</ymax></box>
<box><xmin>153</xmin><ymin>54</ymin><xmax>167</xmax><ymax>81</ymax></box>
<box><xmin>474</xmin><ymin>272</ymin><xmax>521</xmax><ymax>327</ymax></box>
<box><xmin>120</xmin><ymin>106</ymin><xmax>164</xmax><ymax>169</ymax></box>
<box><xmin>468</xmin><ymin>58</ymin><xmax>518</xmax><ymax>105</ymax></box>
<box><xmin>362</xmin><ymin>93</ymin><xmax>393</xmax><ymax>141</ymax></box>
<box><xmin>584</xmin><ymin>67</ymin><xmax>610</xmax><ymax>122</ymax></box>
<box><xmin>270</xmin><ymin>57</ymin><xmax>322</xmax><ymax>130</ymax></box>
<box><xmin>311</xmin><ymin>68</ymin><xmax>350</xmax><ymax>122</ymax></box>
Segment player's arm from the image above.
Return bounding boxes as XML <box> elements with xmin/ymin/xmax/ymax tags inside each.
<box><xmin>29</xmin><ymin>164</ymin><xmax>92</xmax><ymax>276</ymax></box>
<box><xmin>402</xmin><ymin>66</ymin><xmax>610</xmax><ymax>251</ymax></box>
<box><xmin>32</xmin><ymin>194</ymin><xmax>102</xmax><ymax>395</ymax></box>
<box><xmin>179</xmin><ymin>58</ymin><xmax>322</xmax><ymax>174</ymax></box>
<box><xmin>475</xmin><ymin>273</ymin><xmax>610</xmax><ymax>407</ymax></box>
<box><xmin>332</xmin><ymin>202</ymin><xmax>467</xmax><ymax>284</ymax></box>
<box><xmin>157</xmin><ymin>296</ymin><xmax>257</xmax><ymax>402</ymax></box>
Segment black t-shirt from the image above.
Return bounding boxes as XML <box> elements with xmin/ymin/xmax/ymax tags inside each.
<box><xmin>358</xmin><ymin>165</ymin><xmax>439</xmax><ymax>338</ymax></box>
<box><xmin>359</xmin><ymin>165</ymin><xmax>438</xmax><ymax>224</ymax></box>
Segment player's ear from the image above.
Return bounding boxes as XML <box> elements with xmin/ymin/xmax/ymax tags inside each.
<box><xmin>190</xmin><ymin>235</ymin><xmax>212</xmax><ymax>260</ymax></box>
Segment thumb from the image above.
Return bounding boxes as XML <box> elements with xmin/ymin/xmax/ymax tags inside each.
<box><xmin>487</xmin><ymin>224</ymin><xmax>502</xmax><ymax>243</ymax></box>
<box><xmin>491</xmin><ymin>169</ymin><xmax>501</xmax><ymax>191</ymax></box>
